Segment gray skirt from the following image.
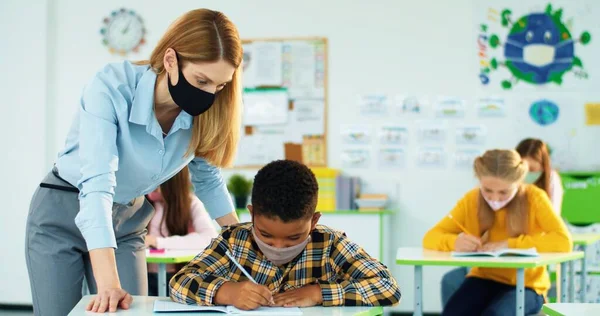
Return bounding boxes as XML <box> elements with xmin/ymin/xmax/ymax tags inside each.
<box><xmin>25</xmin><ymin>168</ymin><xmax>155</xmax><ymax>316</ymax></box>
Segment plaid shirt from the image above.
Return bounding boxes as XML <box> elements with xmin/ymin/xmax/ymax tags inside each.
<box><xmin>169</xmin><ymin>223</ymin><xmax>401</xmax><ymax>307</ymax></box>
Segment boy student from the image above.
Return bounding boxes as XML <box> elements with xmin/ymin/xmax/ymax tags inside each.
<box><xmin>169</xmin><ymin>160</ymin><xmax>401</xmax><ymax>310</ymax></box>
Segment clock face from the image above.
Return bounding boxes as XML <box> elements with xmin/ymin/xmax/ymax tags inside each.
<box><xmin>101</xmin><ymin>8</ymin><xmax>146</xmax><ymax>55</ymax></box>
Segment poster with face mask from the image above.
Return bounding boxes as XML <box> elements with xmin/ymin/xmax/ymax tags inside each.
<box><xmin>475</xmin><ymin>0</ymin><xmax>599</xmax><ymax>92</ymax></box>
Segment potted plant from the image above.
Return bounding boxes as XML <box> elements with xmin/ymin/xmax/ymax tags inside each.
<box><xmin>227</xmin><ymin>174</ymin><xmax>252</xmax><ymax>209</ymax></box>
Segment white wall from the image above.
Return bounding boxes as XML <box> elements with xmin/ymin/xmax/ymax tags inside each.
<box><xmin>3</xmin><ymin>0</ymin><xmax>599</xmax><ymax>311</ymax></box>
<box><xmin>0</xmin><ymin>0</ymin><xmax>48</xmax><ymax>305</ymax></box>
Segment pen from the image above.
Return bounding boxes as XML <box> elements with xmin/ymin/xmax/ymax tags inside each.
<box><xmin>225</xmin><ymin>250</ymin><xmax>275</xmax><ymax>305</ymax></box>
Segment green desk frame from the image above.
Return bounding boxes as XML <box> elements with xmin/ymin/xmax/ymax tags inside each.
<box><xmin>396</xmin><ymin>247</ymin><xmax>584</xmax><ymax>316</ymax></box>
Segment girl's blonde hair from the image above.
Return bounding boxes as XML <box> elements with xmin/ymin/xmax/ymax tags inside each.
<box><xmin>137</xmin><ymin>9</ymin><xmax>242</xmax><ymax>167</ymax></box>
<box><xmin>473</xmin><ymin>149</ymin><xmax>529</xmax><ymax>236</ymax></box>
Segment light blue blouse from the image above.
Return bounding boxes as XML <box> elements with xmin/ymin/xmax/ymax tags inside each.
<box><xmin>55</xmin><ymin>61</ymin><xmax>234</xmax><ymax>250</ymax></box>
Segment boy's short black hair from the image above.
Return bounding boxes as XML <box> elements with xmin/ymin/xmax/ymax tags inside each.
<box><xmin>251</xmin><ymin>160</ymin><xmax>319</xmax><ymax>222</ymax></box>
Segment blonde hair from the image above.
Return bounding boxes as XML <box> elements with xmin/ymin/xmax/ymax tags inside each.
<box><xmin>473</xmin><ymin>149</ymin><xmax>529</xmax><ymax>236</ymax></box>
<box><xmin>137</xmin><ymin>9</ymin><xmax>242</xmax><ymax>167</ymax></box>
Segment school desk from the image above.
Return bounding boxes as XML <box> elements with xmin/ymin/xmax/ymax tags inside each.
<box><xmin>395</xmin><ymin>247</ymin><xmax>584</xmax><ymax>316</ymax></box>
<box><xmin>570</xmin><ymin>233</ymin><xmax>600</xmax><ymax>303</ymax></box>
<box><xmin>146</xmin><ymin>249</ymin><xmax>201</xmax><ymax>297</ymax></box>
<box><xmin>542</xmin><ymin>303</ymin><xmax>600</xmax><ymax>316</ymax></box>
<box><xmin>548</xmin><ymin>233</ymin><xmax>600</xmax><ymax>303</ymax></box>
<box><xmin>69</xmin><ymin>295</ymin><xmax>385</xmax><ymax>315</ymax></box>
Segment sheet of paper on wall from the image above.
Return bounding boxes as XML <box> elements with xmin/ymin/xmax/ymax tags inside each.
<box><xmin>288</xmin><ymin>99</ymin><xmax>325</xmax><ymax>142</ymax></box>
<box><xmin>585</xmin><ymin>103</ymin><xmax>600</xmax><ymax>125</ymax></box>
<box><xmin>455</xmin><ymin>125</ymin><xmax>487</xmax><ymax>145</ymax></box>
<box><xmin>435</xmin><ymin>96</ymin><xmax>466</xmax><ymax>118</ymax></box>
<box><xmin>243</xmin><ymin>89</ymin><xmax>289</xmax><ymax>126</ymax></box>
<box><xmin>341</xmin><ymin>125</ymin><xmax>372</xmax><ymax>144</ymax></box>
<box><xmin>378</xmin><ymin>126</ymin><xmax>409</xmax><ymax>145</ymax></box>
<box><xmin>417</xmin><ymin>147</ymin><xmax>446</xmax><ymax>168</ymax></box>
<box><xmin>235</xmin><ymin>128</ymin><xmax>285</xmax><ymax>166</ymax></box>
<box><xmin>417</xmin><ymin>120</ymin><xmax>448</xmax><ymax>144</ymax></box>
<box><xmin>454</xmin><ymin>148</ymin><xmax>483</xmax><ymax>168</ymax></box>
<box><xmin>235</xmin><ymin>135</ymin><xmax>268</xmax><ymax>166</ymax></box>
<box><xmin>341</xmin><ymin>149</ymin><xmax>370</xmax><ymax>168</ymax></box>
<box><xmin>359</xmin><ymin>94</ymin><xmax>390</xmax><ymax>116</ymax></box>
<box><xmin>250</xmin><ymin>41</ymin><xmax>283</xmax><ymax>87</ymax></box>
<box><xmin>378</xmin><ymin>148</ymin><xmax>406</xmax><ymax>169</ymax></box>
<box><xmin>282</xmin><ymin>41</ymin><xmax>325</xmax><ymax>98</ymax></box>
<box><xmin>242</xmin><ymin>43</ymin><xmax>258</xmax><ymax>88</ymax></box>
<box><xmin>477</xmin><ymin>97</ymin><xmax>506</xmax><ymax>117</ymax></box>
<box><xmin>395</xmin><ymin>95</ymin><xmax>428</xmax><ymax>115</ymax></box>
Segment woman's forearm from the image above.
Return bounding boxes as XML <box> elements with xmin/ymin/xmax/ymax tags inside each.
<box><xmin>89</xmin><ymin>248</ymin><xmax>121</xmax><ymax>289</ymax></box>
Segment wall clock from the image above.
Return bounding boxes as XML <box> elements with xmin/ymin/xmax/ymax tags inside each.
<box><xmin>100</xmin><ymin>8</ymin><xmax>146</xmax><ymax>56</ymax></box>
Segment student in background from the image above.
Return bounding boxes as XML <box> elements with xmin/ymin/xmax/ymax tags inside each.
<box><xmin>170</xmin><ymin>160</ymin><xmax>401</xmax><ymax>310</ymax></box>
<box><xmin>145</xmin><ymin>167</ymin><xmax>218</xmax><ymax>296</ymax></box>
<box><xmin>424</xmin><ymin>149</ymin><xmax>571</xmax><ymax>316</ymax></box>
<box><xmin>517</xmin><ymin>138</ymin><xmax>563</xmax><ymax>214</ymax></box>
<box><xmin>439</xmin><ymin>139</ymin><xmax>565</xmax><ymax>307</ymax></box>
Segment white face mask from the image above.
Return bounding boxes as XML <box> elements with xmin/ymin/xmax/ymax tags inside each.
<box><xmin>523</xmin><ymin>44</ymin><xmax>556</xmax><ymax>67</ymax></box>
<box><xmin>251</xmin><ymin>227</ymin><xmax>311</xmax><ymax>266</ymax></box>
<box><xmin>483</xmin><ymin>187</ymin><xmax>519</xmax><ymax>211</ymax></box>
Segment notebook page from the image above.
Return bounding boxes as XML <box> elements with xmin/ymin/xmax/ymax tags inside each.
<box><xmin>227</xmin><ymin>305</ymin><xmax>303</xmax><ymax>315</ymax></box>
<box><xmin>153</xmin><ymin>300</ymin><xmax>227</xmax><ymax>313</ymax></box>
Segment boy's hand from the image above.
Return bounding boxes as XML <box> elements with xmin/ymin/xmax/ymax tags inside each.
<box><xmin>273</xmin><ymin>284</ymin><xmax>323</xmax><ymax>307</ymax></box>
<box><xmin>215</xmin><ymin>281</ymin><xmax>273</xmax><ymax>310</ymax></box>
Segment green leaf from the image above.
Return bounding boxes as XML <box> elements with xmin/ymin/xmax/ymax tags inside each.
<box><xmin>490</xmin><ymin>58</ymin><xmax>498</xmax><ymax>69</ymax></box>
<box><xmin>490</xmin><ymin>35</ymin><xmax>501</xmax><ymax>48</ymax></box>
<box><xmin>581</xmin><ymin>31</ymin><xmax>591</xmax><ymax>44</ymax></box>
<box><xmin>573</xmin><ymin>56</ymin><xmax>583</xmax><ymax>67</ymax></box>
<box><xmin>553</xmin><ymin>8</ymin><xmax>563</xmax><ymax>21</ymax></box>
<box><xmin>501</xmin><ymin>9</ymin><xmax>512</xmax><ymax>27</ymax></box>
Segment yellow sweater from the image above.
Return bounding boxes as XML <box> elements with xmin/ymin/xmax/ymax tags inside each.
<box><xmin>423</xmin><ymin>185</ymin><xmax>572</xmax><ymax>295</ymax></box>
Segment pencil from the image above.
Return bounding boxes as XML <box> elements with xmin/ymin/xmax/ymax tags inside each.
<box><xmin>225</xmin><ymin>250</ymin><xmax>257</xmax><ymax>283</ymax></box>
<box><xmin>447</xmin><ymin>214</ymin><xmax>476</xmax><ymax>236</ymax></box>
<box><xmin>225</xmin><ymin>250</ymin><xmax>275</xmax><ymax>305</ymax></box>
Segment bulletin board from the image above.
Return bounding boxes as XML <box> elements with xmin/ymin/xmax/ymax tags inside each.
<box><xmin>231</xmin><ymin>37</ymin><xmax>328</xmax><ymax>168</ymax></box>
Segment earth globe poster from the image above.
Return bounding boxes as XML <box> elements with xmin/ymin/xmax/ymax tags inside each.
<box><xmin>475</xmin><ymin>0</ymin><xmax>599</xmax><ymax>92</ymax></box>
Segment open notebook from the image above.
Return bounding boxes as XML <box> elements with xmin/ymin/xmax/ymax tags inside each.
<box><xmin>153</xmin><ymin>300</ymin><xmax>303</xmax><ymax>315</ymax></box>
<box><xmin>451</xmin><ymin>248</ymin><xmax>539</xmax><ymax>258</ymax></box>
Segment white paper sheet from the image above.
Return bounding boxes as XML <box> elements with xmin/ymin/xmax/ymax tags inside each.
<box><xmin>243</xmin><ymin>89</ymin><xmax>289</xmax><ymax>126</ymax></box>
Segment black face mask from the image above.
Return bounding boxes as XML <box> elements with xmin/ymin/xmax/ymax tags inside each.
<box><xmin>167</xmin><ymin>53</ymin><xmax>215</xmax><ymax>117</ymax></box>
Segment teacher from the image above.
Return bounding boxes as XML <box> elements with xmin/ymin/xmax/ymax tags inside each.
<box><xmin>25</xmin><ymin>9</ymin><xmax>242</xmax><ymax>316</ymax></box>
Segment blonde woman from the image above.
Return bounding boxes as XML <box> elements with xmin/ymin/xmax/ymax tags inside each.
<box><xmin>25</xmin><ymin>9</ymin><xmax>242</xmax><ymax>315</ymax></box>
<box><xmin>423</xmin><ymin>150</ymin><xmax>571</xmax><ymax>316</ymax></box>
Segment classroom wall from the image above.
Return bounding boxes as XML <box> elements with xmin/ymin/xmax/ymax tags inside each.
<box><xmin>0</xmin><ymin>0</ymin><xmax>49</xmax><ymax>304</ymax></box>
<box><xmin>3</xmin><ymin>0</ymin><xmax>598</xmax><ymax>312</ymax></box>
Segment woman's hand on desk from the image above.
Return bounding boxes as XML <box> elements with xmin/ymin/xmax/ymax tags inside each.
<box><xmin>86</xmin><ymin>248</ymin><xmax>132</xmax><ymax>313</ymax></box>
<box><xmin>455</xmin><ymin>233</ymin><xmax>482</xmax><ymax>252</ymax></box>
<box><xmin>86</xmin><ymin>288</ymin><xmax>132</xmax><ymax>313</ymax></box>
